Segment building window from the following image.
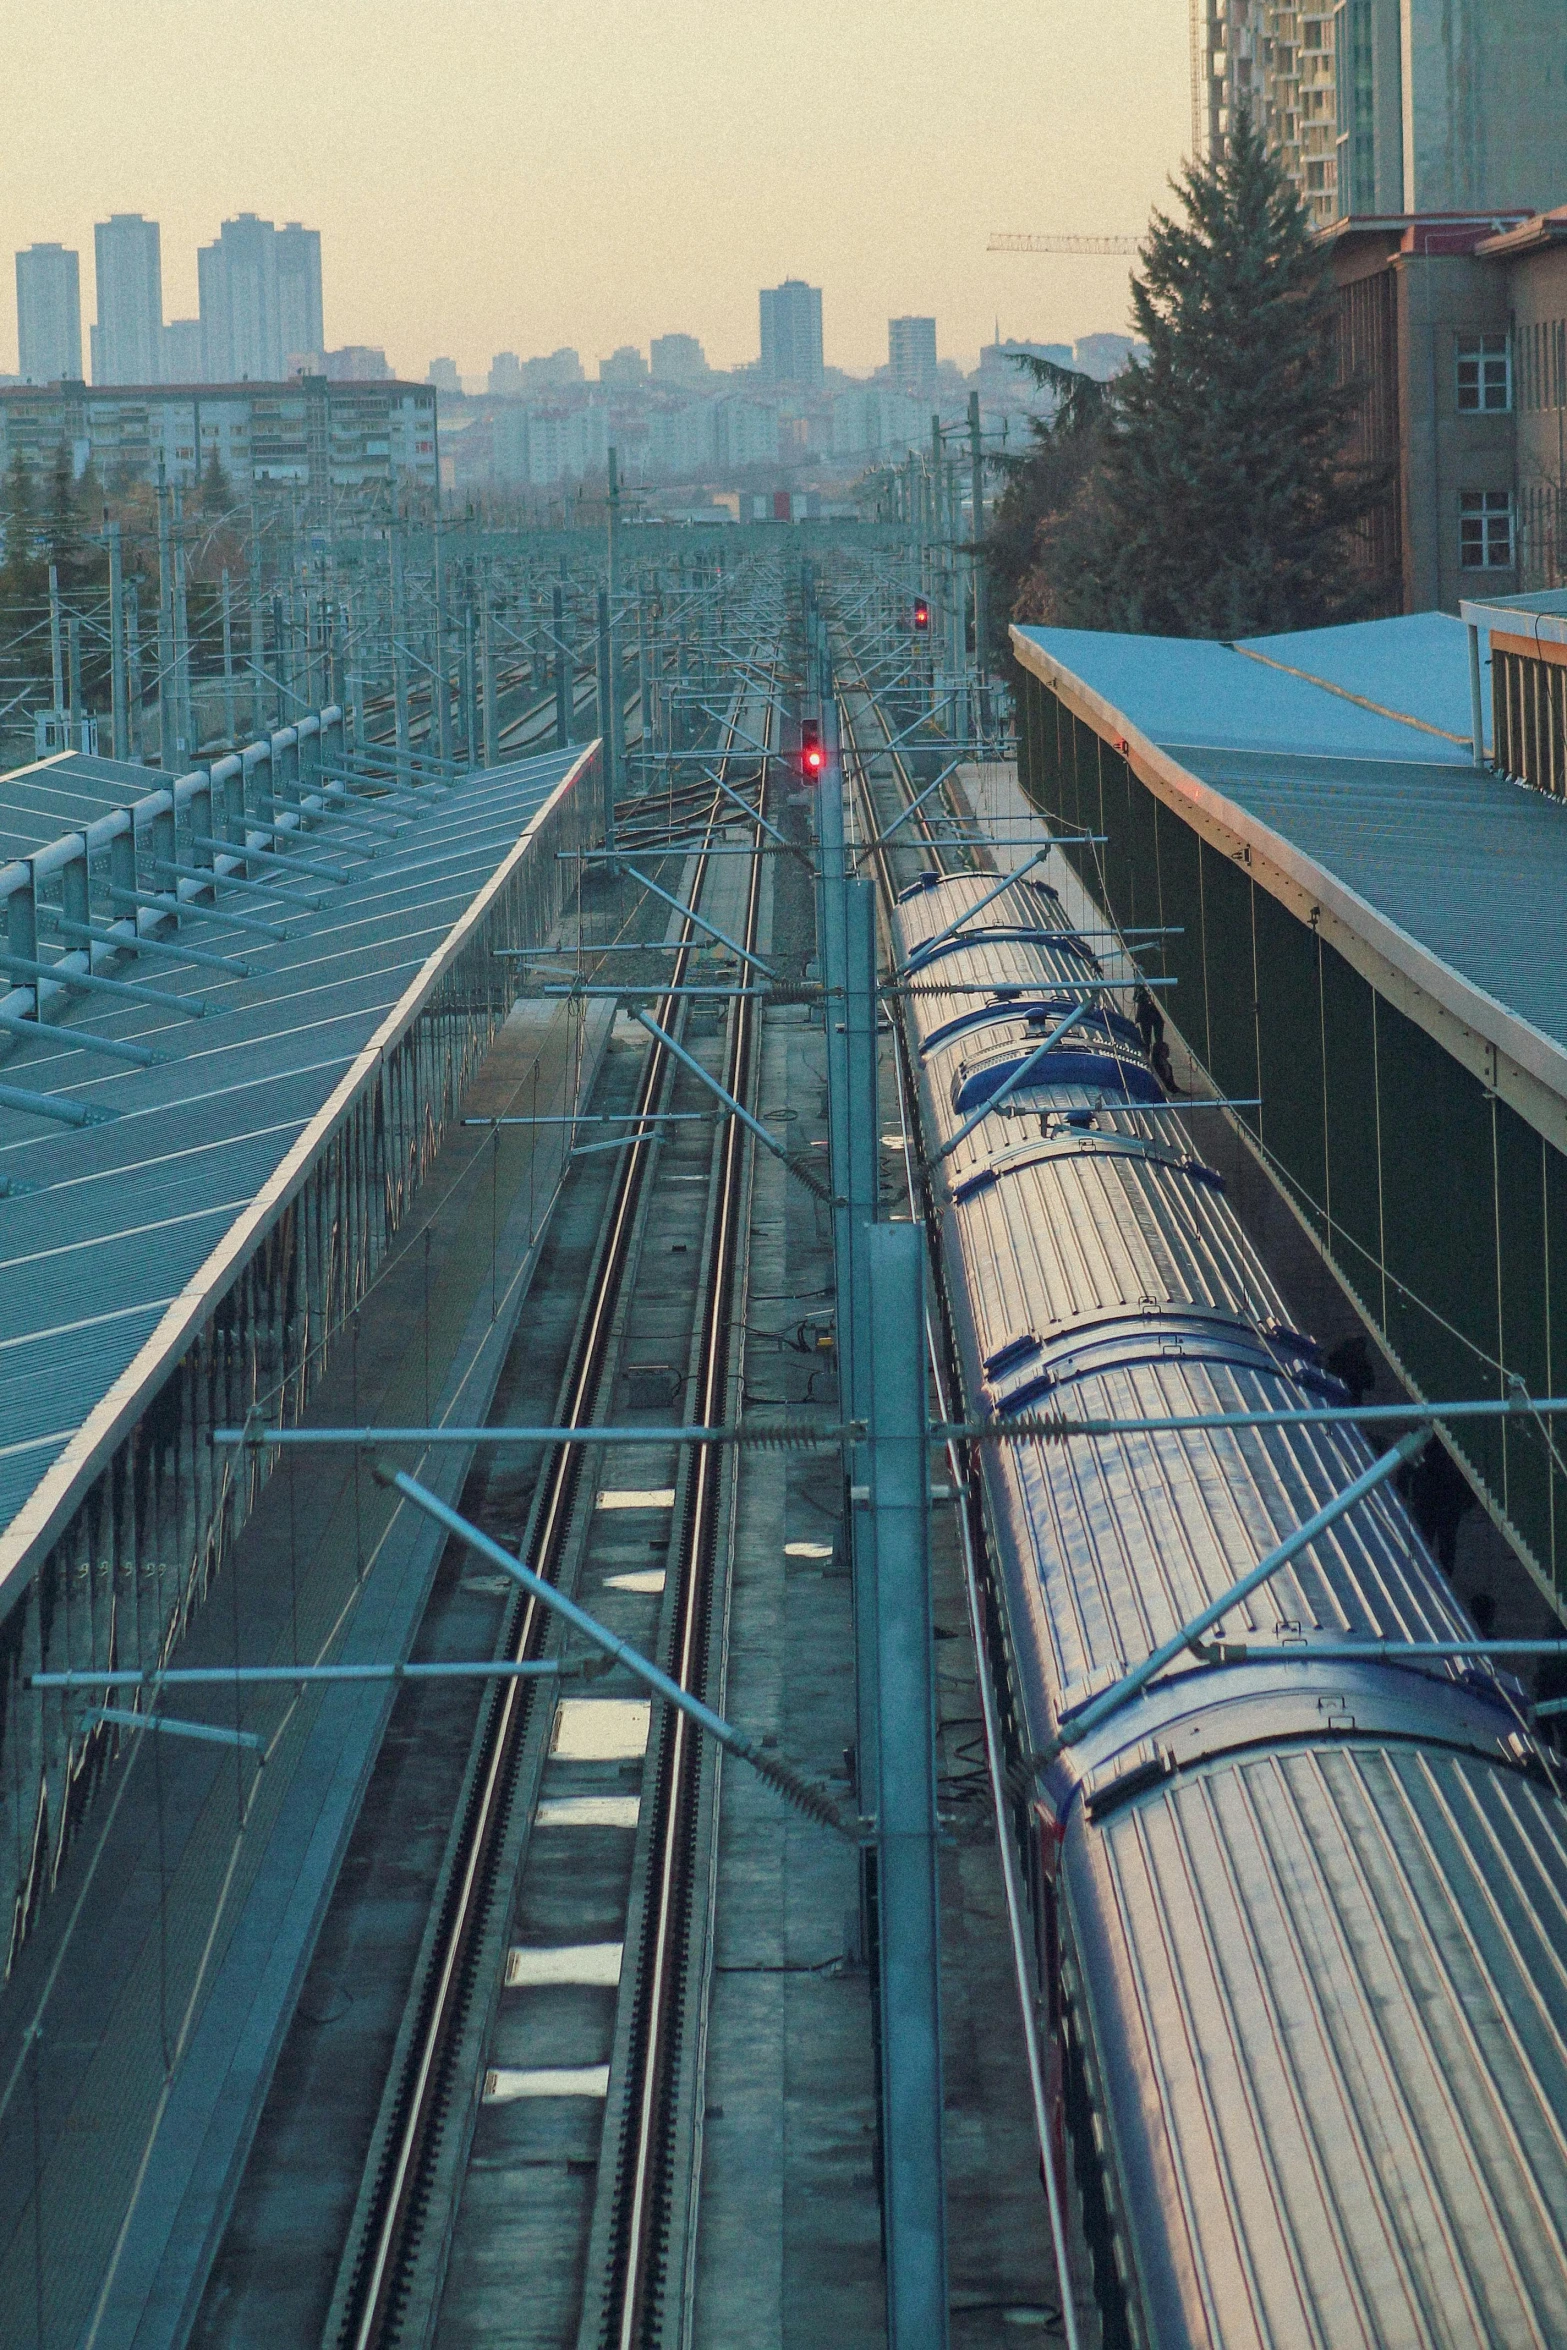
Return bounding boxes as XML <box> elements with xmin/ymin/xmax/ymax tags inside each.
<box><xmin>1456</xmin><ymin>335</ymin><xmax>1511</xmax><ymax>412</ymax></box>
<box><xmin>1460</xmin><ymin>490</ymin><xmax>1514</xmax><ymax>570</ymax></box>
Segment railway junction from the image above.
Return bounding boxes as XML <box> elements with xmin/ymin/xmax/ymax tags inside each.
<box><xmin>3</xmin><ymin>530</ymin><xmax>1567</xmax><ymax>2350</ymax></box>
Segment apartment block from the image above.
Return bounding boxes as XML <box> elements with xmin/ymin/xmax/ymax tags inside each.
<box><xmin>1193</xmin><ymin>2</ymin><xmax>1564</xmax><ymax>228</ymax></box>
<box><xmin>15</xmin><ymin>245</ymin><xmax>82</xmax><ymax>384</ymax></box>
<box><xmin>759</xmin><ymin>281</ymin><xmax>823</xmax><ymax>386</ymax></box>
<box><xmin>92</xmin><ymin>215</ymin><xmax>163</xmax><ymax>385</ymax></box>
<box><xmin>0</xmin><ymin>377</ymin><xmax>437</xmax><ymax>511</ymax></box>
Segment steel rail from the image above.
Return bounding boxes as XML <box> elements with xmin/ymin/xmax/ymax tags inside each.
<box><xmin>834</xmin><ymin>590</ymin><xmax>1086</xmax><ymax>2342</ymax></box>
<box><xmin>606</xmin><ymin>684</ymin><xmax>769</xmax><ymax>2350</ymax></box>
<box><xmin>339</xmin><ymin>627</ymin><xmax>777</xmax><ymax>2350</ymax></box>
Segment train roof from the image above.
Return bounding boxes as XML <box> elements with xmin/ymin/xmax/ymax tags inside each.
<box><xmin>1067</xmin><ymin>1736</ymin><xmax>1567</xmax><ymax>2349</ymax></box>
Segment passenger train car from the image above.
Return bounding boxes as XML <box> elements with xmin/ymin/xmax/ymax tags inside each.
<box><xmin>892</xmin><ymin>866</ymin><xmax>1567</xmax><ymax>2350</ymax></box>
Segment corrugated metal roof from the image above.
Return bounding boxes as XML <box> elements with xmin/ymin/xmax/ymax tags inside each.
<box><xmin>0</xmin><ymin>750</ymin><xmax>180</xmax><ymax>863</ymax></box>
<box><xmin>1014</xmin><ymin>619</ymin><xmax>1567</xmax><ymax>1069</ymax></box>
<box><xmin>1015</xmin><ymin>623</ymin><xmax>1471</xmax><ymax>764</ymax></box>
<box><xmin>0</xmin><ymin>745</ymin><xmax>577</xmax><ymax>1537</ymax></box>
<box><xmin>1071</xmin><ymin>1741</ymin><xmax>1567</xmax><ymax>2349</ymax></box>
<box><xmin>1237</xmin><ymin>611</ymin><xmax>1489</xmax><ymax>745</ymax></box>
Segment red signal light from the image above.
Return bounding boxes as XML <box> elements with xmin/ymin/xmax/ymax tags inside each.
<box><xmin>913</xmin><ymin>598</ymin><xmax>930</xmax><ymax>631</ymax></box>
<box><xmin>800</xmin><ymin>718</ymin><xmax>825</xmax><ymax>780</ymax></box>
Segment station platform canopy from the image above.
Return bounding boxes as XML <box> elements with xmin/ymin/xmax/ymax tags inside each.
<box><xmin>0</xmin><ymin>741</ymin><xmax>584</xmax><ymax>1561</ymax></box>
<box><xmin>1013</xmin><ymin>610</ymin><xmax>1567</xmax><ymax>1090</ymax></box>
<box><xmin>1011</xmin><ymin>605</ymin><xmax>1567</xmax><ymax>1609</ymax></box>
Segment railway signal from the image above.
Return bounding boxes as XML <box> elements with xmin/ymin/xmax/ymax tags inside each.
<box><xmin>800</xmin><ymin>717</ymin><xmax>826</xmax><ymax>780</ymax></box>
<box><xmin>912</xmin><ymin>598</ymin><xmax>930</xmax><ymax>632</ymax></box>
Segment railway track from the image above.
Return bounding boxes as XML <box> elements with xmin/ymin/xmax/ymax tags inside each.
<box><xmin>315</xmin><ymin>618</ymin><xmax>781</xmax><ymax>2349</ymax></box>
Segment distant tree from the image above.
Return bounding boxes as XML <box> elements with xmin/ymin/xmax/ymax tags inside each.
<box><xmin>200</xmin><ymin>447</ymin><xmax>232</xmax><ymax>514</ymax></box>
<box><xmin>41</xmin><ymin>440</ymin><xmax>88</xmax><ymax>587</ymax></box>
<box><xmin>1051</xmin><ymin>109</ymin><xmax>1389</xmax><ymax>636</ymax></box>
<box><xmin>0</xmin><ymin>448</ymin><xmax>38</xmax><ymax>594</ymax></box>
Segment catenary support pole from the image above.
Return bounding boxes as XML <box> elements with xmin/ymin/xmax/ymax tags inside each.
<box><xmin>108</xmin><ymin>522</ymin><xmax>128</xmax><ymax>760</ymax></box>
<box><xmin>554</xmin><ymin>580</ymin><xmax>571</xmax><ymax>749</ymax></box>
<box><xmin>866</xmin><ymin>1219</ymin><xmax>949</xmax><ymax>2350</ymax></box>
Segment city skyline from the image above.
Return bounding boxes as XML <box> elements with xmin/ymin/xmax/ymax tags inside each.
<box><xmin>0</xmin><ymin>0</ymin><xmax>1187</xmax><ymax>382</ymax></box>
<box><xmin>6</xmin><ymin>212</ymin><xmax>1142</xmax><ymax>397</ymax></box>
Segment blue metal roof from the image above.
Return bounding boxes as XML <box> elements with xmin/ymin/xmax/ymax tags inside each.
<box><xmin>1014</xmin><ymin>615</ymin><xmax>1567</xmax><ymax>1082</ymax></box>
<box><xmin>1014</xmin><ymin>620</ymin><xmax>1475</xmax><ymax>764</ymax></box>
<box><xmin>1236</xmin><ymin>610</ymin><xmax>1489</xmax><ymax>746</ymax></box>
<box><xmin>0</xmin><ymin>745</ymin><xmax>577</xmax><ymax>1538</ymax></box>
<box><xmin>0</xmin><ymin>750</ymin><xmax>179</xmax><ymax>863</ymax></box>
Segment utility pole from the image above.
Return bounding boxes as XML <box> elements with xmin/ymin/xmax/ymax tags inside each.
<box><xmin>248</xmin><ymin>498</ymin><xmax>265</xmax><ymax>740</ymax></box>
<box><xmin>553</xmin><ymin>580</ymin><xmax>570</xmax><ymax>749</ymax></box>
<box><xmin>173</xmin><ymin>483</ymin><xmax>193</xmax><ymax>764</ymax></box>
<box><xmin>865</xmin><ymin>1219</ymin><xmax>949</xmax><ymax>2350</ymax></box>
<box><xmin>221</xmin><ymin>567</ymin><xmax>236</xmax><ymax>746</ymax></box>
<box><xmin>968</xmin><ymin>390</ymin><xmax>987</xmax><ymax>697</ymax></box>
<box><xmin>606</xmin><ymin>446</ymin><xmax>625</xmax><ymax>810</ymax></box>
<box><xmin>156</xmin><ymin>469</ymin><xmax>174</xmax><ymax>767</ymax></box>
<box><xmin>596</xmin><ymin>584</ymin><xmax>617</xmax><ymax>857</ymax></box>
<box><xmin>47</xmin><ymin>563</ymin><xmax>65</xmax><ymax>722</ymax></box>
<box><xmin>481</xmin><ymin>567</ymin><xmax>497</xmax><ymax>767</ymax></box>
<box><xmin>125</xmin><ymin>580</ymin><xmax>143</xmax><ymax>761</ymax></box>
<box><xmin>67</xmin><ymin>612</ymin><xmax>82</xmax><ymax>739</ymax></box>
<box><xmin>108</xmin><ymin>521</ymin><xmax>129</xmax><ymax>761</ymax></box>
<box><xmin>463</xmin><ymin>598</ymin><xmax>478</xmax><ymax>768</ymax></box>
<box><xmin>389</xmin><ymin>518</ymin><xmax>410</xmax><ymax>779</ymax></box>
<box><xmin>434</xmin><ymin>512</ymin><xmax>452</xmax><ymax>764</ymax></box>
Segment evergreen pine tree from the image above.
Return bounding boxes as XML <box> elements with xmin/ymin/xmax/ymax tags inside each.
<box><xmin>42</xmin><ymin>440</ymin><xmax>84</xmax><ymax>588</ymax></box>
<box><xmin>201</xmin><ymin>447</ymin><xmax>232</xmax><ymax>513</ymax></box>
<box><xmin>984</xmin><ymin>355</ymin><xmax>1108</xmax><ymax>665</ymax></box>
<box><xmin>1060</xmin><ymin>110</ymin><xmax>1387</xmax><ymax>638</ymax></box>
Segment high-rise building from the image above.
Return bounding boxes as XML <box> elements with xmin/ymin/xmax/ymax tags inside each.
<box><xmin>16</xmin><ymin>245</ymin><xmax>82</xmax><ymax>383</ymax></box>
<box><xmin>92</xmin><ymin>214</ymin><xmax>163</xmax><ymax>385</ymax></box>
<box><xmin>427</xmin><ymin>357</ymin><xmax>462</xmax><ymax>393</ymax></box>
<box><xmin>199</xmin><ymin>214</ymin><xmax>279</xmax><ymax>381</ymax></box>
<box><xmin>1192</xmin><ymin>1</ymin><xmax>1566</xmax><ymax>229</ymax></box>
<box><xmin>275</xmin><ymin>223</ymin><xmax>324</xmax><ymax>371</ymax></box>
<box><xmin>326</xmin><ymin>346</ymin><xmax>392</xmax><ymax>382</ymax></box>
<box><xmin>488</xmin><ymin>351</ymin><xmax>523</xmax><ymax>396</ymax></box>
<box><xmin>759</xmin><ymin>280</ymin><xmax>823</xmax><ymax>385</ymax></box>
<box><xmin>599</xmin><ymin>345</ymin><xmax>647</xmax><ymax>387</ymax></box>
<box><xmin>521</xmin><ymin>348</ymin><xmax>583</xmax><ymax>387</ymax></box>
<box><xmin>888</xmin><ymin>316</ymin><xmax>937</xmax><ymax>401</ymax></box>
<box><xmin>160</xmin><ymin>319</ymin><xmax>202</xmax><ymax>383</ymax></box>
<box><xmin>651</xmin><ymin>333</ymin><xmax>707</xmax><ymax>383</ymax></box>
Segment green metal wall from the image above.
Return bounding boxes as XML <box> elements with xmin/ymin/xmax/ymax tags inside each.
<box><xmin>1019</xmin><ymin>664</ymin><xmax>1567</xmax><ymax>1610</ymax></box>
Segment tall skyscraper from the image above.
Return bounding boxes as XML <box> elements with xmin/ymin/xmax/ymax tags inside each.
<box><xmin>160</xmin><ymin>320</ymin><xmax>202</xmax><ymax>383</ymax></box>
<box><xmin>198</xmin><ymin>215</ymin><xmax>322</xmax><ymax>382</ymax></box>
<box><xmin>92</xmin><ymin>214</ymin><xmax>163</xmax><ymax>384</ymax></box>
<box><xmin>759</xmin><ymin>280</ymin><xmax>824</xmax><ymax>385</ymax></box>
<box><xmin>651</xmin><ymin>333</ymin><xmax>707</xmax><ymax>383</ymax></box>
<box><xmin>16</xmin><ymin>245</ymin><xmax>82</xmax><ymax>383</ymax></box>
<box><xmin>199</xmin><ymin>214</ymin><xmax>277</xmax><ymax>382</ymax></box>
<box><xmin>275</xmin><ymin>223</ymin><xmax>324</xmax><ymax>369</ymax></box>
<box><xmin>1192</xmin><ymin>0</ymin><xmax>1566</xmax><ymax>227</ymax></box>
<box><xmin>888</xmin><ymin>316</ymin><xmax>937</xmax><ymax>401</ymax></box>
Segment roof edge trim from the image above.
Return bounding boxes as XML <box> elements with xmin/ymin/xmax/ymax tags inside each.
<box><xmin>0</xmin><ymin>740</ymin><xmax>600</xmax><ymax>1610</ymax></box>
<box><xmin>1009</xmin><ymin>625</ymin><xmax>1567</xmax><ymax>1112</ymax></box>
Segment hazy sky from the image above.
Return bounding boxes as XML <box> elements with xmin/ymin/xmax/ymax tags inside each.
<box><xmin>1</xmin><ymin>1</ymin><xmax>1190</xmax><ymax>381</ymax></box>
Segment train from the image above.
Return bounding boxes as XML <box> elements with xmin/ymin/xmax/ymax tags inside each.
<box><xmin>890</xmin><ymin>864</ymin><xmax>1567</xmax><ymax>2350</ymax></box>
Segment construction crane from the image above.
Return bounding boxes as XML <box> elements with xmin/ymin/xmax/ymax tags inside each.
<box><xmin>987</xmin><ymin>232</ymin><xmax>1139</xmax><ymax>256</ymax></box>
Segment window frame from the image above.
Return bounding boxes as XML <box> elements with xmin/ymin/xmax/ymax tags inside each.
<box><xmin>1459</xmin><ymin>488</ymin><xmax>1515</xmax><ymax>572</ymax></box>
<box><xmin>1456</xmin><ymin>333</ymin><xmax>1512</xmax><ymax>415</ymax></box>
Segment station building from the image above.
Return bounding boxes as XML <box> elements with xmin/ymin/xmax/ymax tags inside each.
<box><xmin>1013</xmin><ymin>598</ymin><xmax>1567</xmax><ymax>1621</ymax></box>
